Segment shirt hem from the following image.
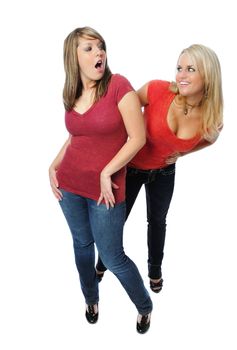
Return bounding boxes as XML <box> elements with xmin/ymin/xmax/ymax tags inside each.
<box><xmin>59</xmin><ymin>184</ymin><xmax>125</xmax><ymax>204</ymax></box>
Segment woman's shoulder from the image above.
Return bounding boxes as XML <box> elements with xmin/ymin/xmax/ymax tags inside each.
<box><xmin>107</xmin><ymin>74</ymin><xmax>134</xmax><ymax>103</ymax></box>
<box><xmin>148</xmin><ymin>79</ymin><xmax>171</xmax><ymax>91</ymax></box>
<box><xmin>110</xmin><ymin>73</ymin><xmax>133</xmax><ymax>87</ymax></box>
<box><xmin>147</xmin><ymin>80</ymin><xmax>172</xmax><ymax>102</ymax></box>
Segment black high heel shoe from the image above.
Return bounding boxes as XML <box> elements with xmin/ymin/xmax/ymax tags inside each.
<box><xmin>136</xmin><ymin>313</ymin><xmax>151</xmax><ymax>334</ymax></box>
<box><xmin>150</xmin><ymin>278</ymin><xmax>163</xmax><ymax>293</ymax></box>
<box><xmin>85</xmin><ymin>304</ymin><xmax>99</xmax><ymax>324</ymax></box>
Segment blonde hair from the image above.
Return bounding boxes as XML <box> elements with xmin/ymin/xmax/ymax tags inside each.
<box><xmin>170</xmin><ymin>44</ymin><xmax>223</xmax><ymax>138</ymax></box>
<box><xmin>63</xmin><ymin>26</ymin><xmax>112</xmax><ymax>111</ymax></box>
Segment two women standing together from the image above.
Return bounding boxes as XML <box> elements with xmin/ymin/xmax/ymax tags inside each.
<box><xmin>49</xmin><ymin>26</ymin><xmax>223</xmax><ymax>334</ymax></box>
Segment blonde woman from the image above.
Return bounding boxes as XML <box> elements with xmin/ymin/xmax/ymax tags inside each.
<box><xmin>49</xmin><ymin>27</ymin><xmax>152</xmax><ymax>334</ymax></box>
<box><xmin>96</xmin><ymin>44</ymin><xmax>223</xmax><ymax>294</ymax></box>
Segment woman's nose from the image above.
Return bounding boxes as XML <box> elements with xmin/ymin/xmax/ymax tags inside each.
<box><xmin>177</xmin><ymin>69</ymin><xmax>187</xmax><ymax>79</ymax></box>
<box><xmin>95</xmin><ymin>47</ymin><xmax>103</xmax><ymax>56</ymax></box>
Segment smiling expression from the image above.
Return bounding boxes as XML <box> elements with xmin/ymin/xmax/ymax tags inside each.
<box><xmin>176</xmin><ymin>53</ymin><xmax>205</xmax><ymax>103</ymax></box>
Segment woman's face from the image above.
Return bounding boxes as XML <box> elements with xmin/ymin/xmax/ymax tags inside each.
<box><xmin>77</xmin><ymin>35</ymin><xmax>106</xmax><ymax>86</ymax></box>
<box><xmin>176</xmin><ymin>53</ymin><xmax>205</xmax><ymax>101</ymax></box>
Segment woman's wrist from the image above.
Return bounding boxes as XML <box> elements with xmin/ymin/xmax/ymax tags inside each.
<box><xmin>101</xmin><ymin>168</ymin><xmax>112</xmax><ymax>178</ymax></box>
<box><xmin>49</xmin><ymin>164</ymin><xmax>57</xmax><ymax>173</ymax></box>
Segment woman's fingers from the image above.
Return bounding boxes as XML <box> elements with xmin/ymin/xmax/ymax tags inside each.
<box><xmin>49</xmin><ymin>168</ymin><xmax>63</xmax><ymax>200</ymax></box>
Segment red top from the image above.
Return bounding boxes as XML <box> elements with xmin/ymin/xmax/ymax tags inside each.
<box><xmin>129</xmin><ymin>80</ymin><xmax>201</xmax><ymax>170</ymax></box>
<box><xmin>57</xmin><ymin>74</ymin><xmax>134</xmax><ymax>203</ymax></box>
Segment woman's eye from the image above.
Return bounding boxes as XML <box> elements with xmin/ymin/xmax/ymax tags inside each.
<box><xmin>177</xmin><ymin>66</ymin><xmax>182</xmax><ymax>72</ymax></box>
<box><xmin>84</xmin><ymin>46</ymin><xmax>92</xmax><ymax>52</ymax></box>
<box><xmin>98</xmin><ymin>43</ymin><xmax>105</xmax><ymax>50</ymax></box>
<box><xmin>188</xmin><ymin>67</ymin><xmax>195</xmax><ymax>72</ymax></box>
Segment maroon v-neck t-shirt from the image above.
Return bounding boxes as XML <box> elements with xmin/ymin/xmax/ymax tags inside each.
<box><xmin>57</xmin><ymin>74</ymin><xmax>134</xmax><ymax>203</ymax></box>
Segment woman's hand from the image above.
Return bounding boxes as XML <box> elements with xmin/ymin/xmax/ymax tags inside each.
<box><xmin>97</xmin><ymin>172</ymin><xmax>119</xmax><ymax>209</ymax></box>
<box><xmin>49</xmin><ymin>166</ymin><xmax>63</xmax><ymax>200</ymax></box>
<box><xmin>166</xmin><ymin>152</ymin><xmax>181</xmax><ymax>165</ymax></box>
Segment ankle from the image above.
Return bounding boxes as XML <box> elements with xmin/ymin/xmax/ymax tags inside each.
<box><xmin>86</xmin><ymin>303</ymin><xmax>98</xmax><ymax>314</ymax></box>
<box><xmin>137</xmin><ymin>312</ymin><xmax>151</xmax><ymax>323</ymax></box>
<box><xmin>150</xmin><ymin>277</ymin><xmax>162</xmax><ymax>283</ymax></box>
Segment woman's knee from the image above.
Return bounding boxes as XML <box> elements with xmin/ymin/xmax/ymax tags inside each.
<box><xmin>100</xmin><ymin>251</ymin><xmax>128</xmax><ymax>272</ymax></box>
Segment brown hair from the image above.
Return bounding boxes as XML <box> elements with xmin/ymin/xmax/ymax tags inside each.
<box><xmin>63</xmin><ymin>26</ymin><xmax>112</xmax><ymax>111</ymax></box>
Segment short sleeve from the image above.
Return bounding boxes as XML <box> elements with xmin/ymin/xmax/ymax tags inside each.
<box><xmin>147</xmin><ymin>80</ymin><xmax>171</xmax><ymax>105</ymax></box>
<box><xmin>110</xmin><ymin>74</ymin><xmax>134</xmax><ymax>104</ymax></box>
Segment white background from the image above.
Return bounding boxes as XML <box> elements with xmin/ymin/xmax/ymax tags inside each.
<box><xmin>1</xmin><ymin>0</ymin><xmax>236</xmax><ymax>349</ymax></box>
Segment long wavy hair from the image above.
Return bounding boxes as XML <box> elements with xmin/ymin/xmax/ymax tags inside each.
<box><xmin>170</xmin><ymin>44</ymin><xmax>223</xmax><ymax>138</ymax></box>
<box><xmin>63</xmin><ymin>27</ymin><xmax>112</xmax><ymax>111</ymax></box>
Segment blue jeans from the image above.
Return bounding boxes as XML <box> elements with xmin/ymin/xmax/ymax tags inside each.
<box><xmin>59</xmin><ymin>189</ymin><xmax>152</xmax><ymax>315</ymax></box>
<box><xmin>97</xmin><ymin>164</ymin><xmax>175</xmax><ymax>279</ymax></box>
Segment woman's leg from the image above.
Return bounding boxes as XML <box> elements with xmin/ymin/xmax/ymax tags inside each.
<box><xmin>125</xmin><ymin>167</ymin><xmax>146</xmax><ymax>218</ymax></box>
<box><xmin>96</xmin><ymin>167</ymin><xmax>145</xmax><ymax>273</ymax></box>
<box><xmin>145</xmin><ymin>164</ymin><xmax>176</xmax><ymax>279</ymax></box>
<box><xmin>89</xmin><ymin>199</ymin><xmax>152</xmax><ymax>316</ymax></box>
<box><xmin>59</xmin><ymin>190</ymin><xmax>99</xmax><ymax>305</ymax></box>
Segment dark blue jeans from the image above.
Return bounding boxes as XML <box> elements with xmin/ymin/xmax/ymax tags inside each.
<box><xmin>96</xmin><ymin>164</ymin><xmax>175</xmax><ymax>279</ymax></box>
<box><xmin>59</xmin><ymin>189</ymin><xmax>152</xmax><ymax>315</ymax></box>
